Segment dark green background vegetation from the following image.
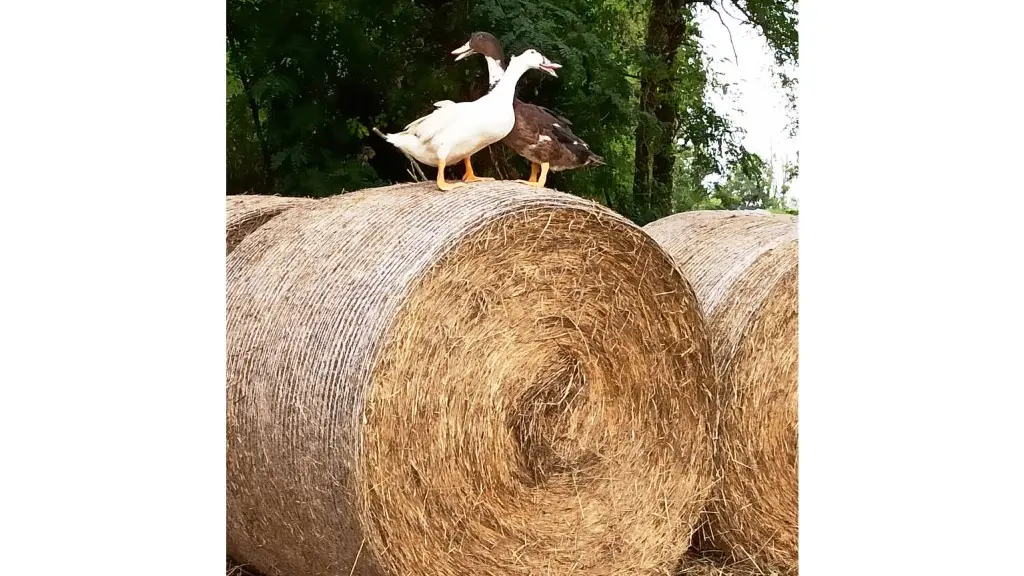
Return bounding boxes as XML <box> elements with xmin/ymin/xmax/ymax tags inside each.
<box><xmin>227</xmin><ymin>0</ymin><xmax>798</xmax><ymax>224</ymax></box>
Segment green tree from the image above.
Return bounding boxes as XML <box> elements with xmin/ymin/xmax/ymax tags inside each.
<box><xmin>225</xmin><ymin>0</ymin><xmax>799</xmax><ymax>223</ymax></box>
<box><xmin>630</xmin><ymin>0</ymin><xmax>798</xmax><ymax>224</ymax></box>
<box><xmin>689</xmin><ymin>152</ymin><xmax>797</xmax><ymax>213</ymax></box>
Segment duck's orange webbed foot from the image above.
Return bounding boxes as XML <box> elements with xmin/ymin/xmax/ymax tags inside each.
<box><xmin>461</xmin><ymin>156</ymin><xmax>494</xmax><ymax>182</ymax></box>
<box><xmin>436</xmin><ymin>159</ymin><xmax>466</xmax><ymax>191</ymax></box>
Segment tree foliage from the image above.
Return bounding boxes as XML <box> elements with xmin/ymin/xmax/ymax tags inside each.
<box><xmin>226</xmin><ymin>0</ymin><xmax>798</xmax><ymax>221</ymax></box>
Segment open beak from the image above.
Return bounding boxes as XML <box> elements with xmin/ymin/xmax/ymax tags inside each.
<box><xmin>451</xmin><ymin>42</ymin><xmax>475</xmax><ymax>62</ymax></box>
<box><xmin>539</xmin><ymin>59</ymin><xmax>562</xmax><ymax>77</ymax></box>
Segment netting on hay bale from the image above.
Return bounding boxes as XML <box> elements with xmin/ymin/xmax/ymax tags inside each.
<box><xmin>226</xmin><ymin>181</ymin><xmax>716</xmax><ymax>576</ymax></box>
<box><xmin>226</xmin><ymin>195</ymin><xmax>317</xmax><ymax>255</ymax></box>
<box><xmin>643</xmin><ymin>211</ymin><xmax>798</xmax><ymax>574</ymax></box>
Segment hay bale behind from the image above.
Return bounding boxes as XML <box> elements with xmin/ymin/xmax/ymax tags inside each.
<box><xmin>226</xmin><ymin>195</ymin><xmax>317</xmax><ymax>255</ymax></box>
<box><xmin>227</xmin><ymin>555</ymin><xmax>264</xmax><ymax>576</ymax></box>
<box><xmin>643</xmin><ymin>211</ymin><xmax>798</xmax><ymax>573</ymax></box>
<box><xmin>227</xmin><ymin>182</ymin><xmax>715</xmax><ymax>576</ymax></box>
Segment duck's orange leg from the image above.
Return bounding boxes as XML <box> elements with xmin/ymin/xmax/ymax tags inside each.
<box><xmin>436</xmin><ymin>158</ymin><xmax>465</xmax><ymax>191</ymax></box>
<box><xmin>517</xmin><ymin>162</ymin><xmax>549</xmax><ymax>188</ymax></box>
<box><xmin>527</xmin><ymin>162</ymin><xmax>540</xmax><ymax>182</ymax></box>
<box><xmin>462</xmin><ymin>156</ymin><xmax>494</xmax><ymax>182</ymax></box>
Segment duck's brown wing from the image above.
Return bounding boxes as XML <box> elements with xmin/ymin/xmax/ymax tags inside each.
<box><xmin>531</xmin><ymin>105</ymin><xmax>602</xmax><ymax>163</ymax></box>
<box><xmin>510</xmin><ymin>100</ymin><xmax>604</xmax><ymax>168</ymax></box>
<box><xmin>522</xmin><ymin>103</ymin><xmax>583</xmax><ymax>146</ymax></box>
<box><xmin>535</xmin><ymin>105</ymin><xmax>573</xmax><ymax>127</ymax></box>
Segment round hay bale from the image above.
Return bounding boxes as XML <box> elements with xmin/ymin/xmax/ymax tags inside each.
<box><xmin>643</xmin><ymin>211</ymin><xmax>798</xmax><ymax>573</ymax></box>
<box><xmin>226</xmin><ymin>195</ymin><xmax>317</xmax><ymax>255</ymax></box>
<box><xmin>226</xmin><ymin>182</ymin><xmax>715</xmax><ymax>576</ymax></box>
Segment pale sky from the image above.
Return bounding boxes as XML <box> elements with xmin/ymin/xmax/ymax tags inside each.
<box><xmin>695</xmin><ymin>6</ymin><xmax>800</xmax><ymax>206</ymax></box>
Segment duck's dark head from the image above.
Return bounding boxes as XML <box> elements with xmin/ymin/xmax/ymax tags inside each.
<box><xmin>450</xmin><ymin>32</ymin><xmax>506</xmax><ymax>63</ymax></box>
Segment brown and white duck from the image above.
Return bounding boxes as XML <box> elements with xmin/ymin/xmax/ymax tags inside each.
<box><xmin>450</xmin><ymin>32</ymin><xmax>604</xmax><ymax>188</ymax></box>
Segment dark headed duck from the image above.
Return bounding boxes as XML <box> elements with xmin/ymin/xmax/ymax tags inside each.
<box><xmin>450</xmin><ymin>32</ymin><xmax>604</xmax><ymax>188</ymax></box>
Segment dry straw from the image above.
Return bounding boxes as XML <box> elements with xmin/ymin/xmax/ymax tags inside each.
<box><xmin>643</xmin><ymin>211</ymin><xmax>798</xmax><ymax>574</ymax></box>
<box><xmin>226</xmin><ymin>194</ymin><xmax>317</xmax><ymax>255</ymax></box>
<box><xmin>226</xmin><ymin>182</ymin><xmax>716</xmax><ymax>576</ymax></box>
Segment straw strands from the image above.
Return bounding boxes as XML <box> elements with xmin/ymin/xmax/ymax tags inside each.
<box><xmin>226</xmin><ymin>195</ymin><xmax>316</xmax><ymax>255</ymax></box>
<box><xmin>643</xmin><ymin>211</ymin><xmax>798</xmax><ymax>574</ymax></box>
<box><xmin>226</xmin><ymin>182</ymin><xmax>716</xmax><ymax>576</ymax></box>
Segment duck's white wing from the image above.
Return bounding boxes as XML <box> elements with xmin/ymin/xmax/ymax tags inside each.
<box><xmin>403</xmin><ymin>101</ymin><xmax>467</xmax><ymax>142</ymax></box>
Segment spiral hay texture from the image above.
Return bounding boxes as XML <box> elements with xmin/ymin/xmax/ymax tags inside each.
<box><xmin>226</xmin><ymin>195</ymin><xmax>316</xmax><ymax>255</ymax></box>
<box><xmin>226</xmin><ymin>182</ymin><xmax>716</xmax><ymax>576</ymax></box>
<box><xmin>643</xmin><ymin>211</ymin><xmax>798</xmax><ymax>573</ymax></box>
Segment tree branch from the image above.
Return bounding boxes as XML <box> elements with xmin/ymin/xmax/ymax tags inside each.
<box><xmin>729</xmin><ymin>0</ymin><xmax>757</xmax><ymax>26</ymax></box>
<box><xmin>718</xmin><ymin>0</ymin><xmax>744</xmax><ymax>22</ymax></box>
<box><xmin>604</xmin><ymin>187</ymin><xmax>615</xmax><ymax>211</ymax></box>
<box><xmin>409</xmin><ymin>158</ymin><xmax>427</xmax><ymax>182</ymax></box>
<box><xmin>708</xmin><ymin>4</ymin><xmax>739</xmax><ymax>65</ymax></box>
<box><xmin>487</xmin><ymin>145</ymin><xmax>505</xmax><ymax>181</ymax></box>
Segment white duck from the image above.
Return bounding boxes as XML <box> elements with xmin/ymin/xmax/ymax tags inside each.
<box><xmin>378</xmin><ymin>49</ymin><xmax>561</xmax><ymax>190</ymax></box>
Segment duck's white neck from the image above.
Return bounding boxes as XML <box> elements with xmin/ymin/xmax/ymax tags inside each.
<box><xmin>488</xmin><ymin>57</ymin><xmax>530</xmax><ymax>102</ymax></box>
<box><xmin>485</xmin><ymin>56</ymin><xmax>505</xmax><ymax>91</ymax></box>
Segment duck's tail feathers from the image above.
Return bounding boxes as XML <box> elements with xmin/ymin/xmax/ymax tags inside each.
<box><xmin>379</xmin><ymin>131</ymin><xmax>424</xmax><ymax>154</ymax></box>
<box><xmin>373</xmin><ymin>127</ymin><xmax>411</xmax><ymax>150</ymax></box>
<box><xmin>587</xmin><ymin>153</ymin><xmax>605</xmax><ymax>167</ymax></box>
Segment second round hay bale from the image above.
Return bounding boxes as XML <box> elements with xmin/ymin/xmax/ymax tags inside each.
<box><xmin>643</xmin><ymin>211</ymin><xmax>798</xmax><ymax>572</ymax></box>
<box><xmin>226</xmin><ymin>194</ymin><xmax>317</xmax><ymax>254</ymax></box>
<box><xmin>226</xmin><ymin>182</ymin><xmax>715</xmax><ymax>576</ymax></box>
